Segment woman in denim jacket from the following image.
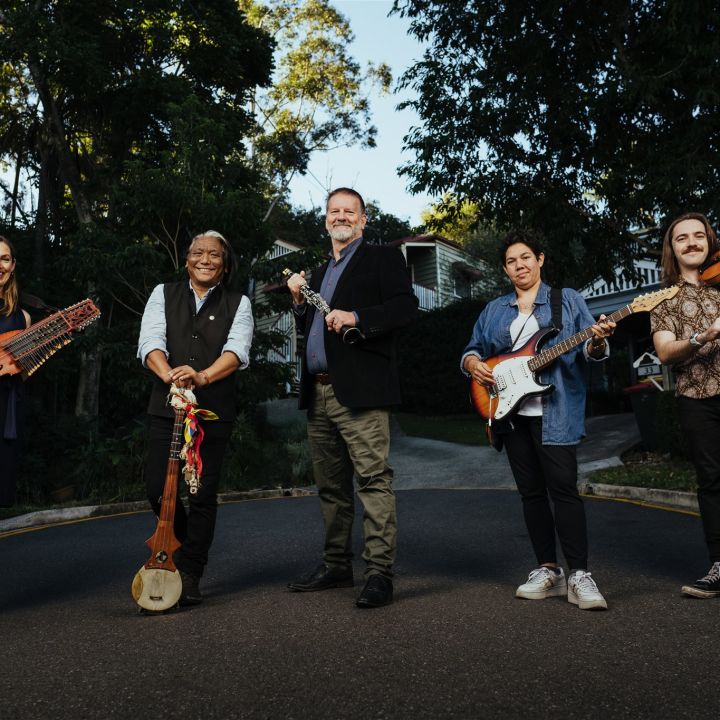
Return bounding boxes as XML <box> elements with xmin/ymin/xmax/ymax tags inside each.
<box><xmin>462</xmin><ymin>231</ymin><xmax>614</xmax><ymax>610</ymax></box>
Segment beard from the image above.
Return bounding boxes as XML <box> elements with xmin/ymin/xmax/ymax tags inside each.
<box><xmin>328</xmin><ymin>224</ymin><xmax>358</xmax><ymax>242</ymax></box>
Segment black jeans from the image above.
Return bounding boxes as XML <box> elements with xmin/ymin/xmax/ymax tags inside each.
<box><xmin>677</xmin><ymin>395</ymin><xmax>720</xmax><ymax>563</ymax></box>
<box><xmin>144</xmin><ymin>415</ymin><xmax>233</xmax><ymax>577</ymax></box>
<box><xmin>503</xmin><ymin>415</ymin><xmax>588</xmax><ymax>571</ymax></box>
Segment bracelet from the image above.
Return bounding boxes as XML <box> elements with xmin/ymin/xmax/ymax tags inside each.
<box><xmin>200</xmin><ymin>370</ymin><xmax>211</xmax><ymax>386</ymax></box>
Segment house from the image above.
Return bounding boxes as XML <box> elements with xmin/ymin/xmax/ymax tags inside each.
<box><xmin>255</xmin><ymin>236</ymin><xmax>488</xmax><ymax>389</ymax></box>
<box><xmin>390</xmin><ymin>234</ymin><xmax>489</xmax><ymax>310</ymax></box>
<box><xmin>580</xmin><ymin>257</ymin><xmax>665</xmax><ymax>401</ymax></box>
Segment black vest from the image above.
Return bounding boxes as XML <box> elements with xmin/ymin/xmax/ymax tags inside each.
<box><xmin>147</xmin><ymin>281</ymin><xmax>243</xmax><ymax>421</ymax></box>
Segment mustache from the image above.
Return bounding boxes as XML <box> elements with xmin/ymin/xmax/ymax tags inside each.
<box><xmin>682</xmin><ymin>246</ymin><xmax>705</xmax><ymax>254</ymax></box>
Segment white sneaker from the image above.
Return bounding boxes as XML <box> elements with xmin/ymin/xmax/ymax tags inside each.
<box><xmin>516</xmin><ymin>566</ymin><xmax>567</xmax><ymax>600</ymax></box>
<box><xmin>568</xmin><ymin>570</ymin><xmax>608</xmax><ymax>610</ymax></box>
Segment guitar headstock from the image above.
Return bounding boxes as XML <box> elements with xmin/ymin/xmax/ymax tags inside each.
<box><xmin>629</xmin><ymin>286</ymin><xmax>679</xmax><ymax>313</ymax></box>
<box><xmin>63</xmin><ymin>299</ymin><xmax>101</xmax><ymax>330</ymax></box>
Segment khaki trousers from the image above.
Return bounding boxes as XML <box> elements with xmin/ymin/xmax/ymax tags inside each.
<box><xmin>307</xmin><ymin>383</ymin><xmax>396</xmax><ymax>578</ymax></box>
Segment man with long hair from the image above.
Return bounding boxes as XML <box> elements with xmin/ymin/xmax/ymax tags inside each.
<box><xmin>138</xmin><ymin>230</ymin><xmax>254</xmax><ymax>606</ymax></box>
<box><xmin>651</xmin><ymin>212</ymin><xmax>720</xmax><ymax>598</ymax></box>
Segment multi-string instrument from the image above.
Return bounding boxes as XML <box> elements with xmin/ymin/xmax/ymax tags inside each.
<box><xmin>282</xmin><ymin>268</ymin><xmax>364</xmax><ymax>344</ymax></box>
<box><xmin>0</xmin><ymin>299</ymin><xmax>100</xmax><ymax>376</ymax></box>
<box><xmin>131</xmin><ymin>387</ymin><xmax>189</xmax><ymax>612</ymax></box>
<box><xmin>470</xmin><ymin>287</ymin><xmax>679</xmax><ymax>430</ymax></box>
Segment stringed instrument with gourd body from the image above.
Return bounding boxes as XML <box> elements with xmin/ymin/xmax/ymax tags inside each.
<box><xmin>0</xmin><ymin>299</ymin><xmax>100</xmax><ymax>376</ymax></box>
<box><xmin>131</xmin><ymin>403</ymin><xmax>185</xmax><ymax>612</ymax></box>
<box><xmin>470</xmin><ymin>286</ymin><xmax>679</xmax><ymax>425</ymax></box>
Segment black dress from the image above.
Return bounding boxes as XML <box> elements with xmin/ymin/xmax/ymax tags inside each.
<box><xmin>0</xmin><ymin>307</ymin><xmax>27</xmax><ymax>506</ymax></box>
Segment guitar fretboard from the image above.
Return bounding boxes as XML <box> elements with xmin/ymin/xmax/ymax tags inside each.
<box><xmin>528</xmin><ymin>304</ymin><xmax>633</xmax><ymax>372</ymax></box>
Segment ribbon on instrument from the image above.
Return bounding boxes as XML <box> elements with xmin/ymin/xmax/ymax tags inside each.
<box><xmin>180</xmin><ymin>404</ymin><xmax>219</xmax><ymax>494</ymax></box>
<box><xmin>168</xmin><ymin>385</ymin><xmax>219</xmax><ymax>495</ymax></box>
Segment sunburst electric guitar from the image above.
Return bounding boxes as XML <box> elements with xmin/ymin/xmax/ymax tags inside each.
<box><xmin>469</xmin><ymin>287</ymin><xmax>679</xmax><ymax>429</ymax></box>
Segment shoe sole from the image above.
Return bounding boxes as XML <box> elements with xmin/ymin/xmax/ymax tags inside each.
<box><xmin>568</xmin><ymin>590</ymin><xmax>608</xmax><ymax>610</ymax></box>
<box><xmin>516</xmin><ymin>583</ymin><xmax>567</xmax><ymax>600</ymax></box>
<box><xmin>681</xmin><ymin>585</ymin><xmax>720</xmax><ymax>599</ymax></box>
<box><xmin>287</xmin><ymin>579</ymin><xmax>354</xmax><ymax>592</ymax></box>
<box><xmin>356</xmin><ymin>596</ymin><xmax>393</xmax><ymax>608</ymax></box>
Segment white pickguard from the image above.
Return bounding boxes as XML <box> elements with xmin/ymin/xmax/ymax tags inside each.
<box><xmin>489</xmin><ymin>356</ymin><xmax>553</xmax><ymax>421</ymax></box>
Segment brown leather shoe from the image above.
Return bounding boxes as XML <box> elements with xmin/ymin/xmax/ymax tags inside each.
<box><xmin>356</xmin><ymin>574</ymin><xmax>393</xmax><ymax>608</ymax></box>
<box><xmin>287</xmin><ymin>563</ymin><xmax>354</xmax><ymax>592</ymax></box>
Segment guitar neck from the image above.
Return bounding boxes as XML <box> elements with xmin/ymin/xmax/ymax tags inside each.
<box><xmin>529</xmin><ymin>304</ymin><xmax>633</xmax><ymax>372</ymax></box>
<box><xmin>158</xmin><ymin>409</ymin><xmax>186</xmax><ymax>524</ymax></box>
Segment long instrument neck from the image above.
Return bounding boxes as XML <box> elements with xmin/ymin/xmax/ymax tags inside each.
<box><xmin>529</xmin><ymin>304</ymin><xmax>633</xmax><ymax>372</ymax></box>
<box><xmin>157</xmin><ymin>408</ymin><xmax>185</xmax><ymax>526</ymax></box>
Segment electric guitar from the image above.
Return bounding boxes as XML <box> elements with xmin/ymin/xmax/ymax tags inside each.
<box><xmin>470</xmin><ymin>286</ymin><xmax>679</xmax><ymax>425</ymax></box>
<box><xmin>0</xmin><ymin>299</ymin><xmax>100</xmax><ymax>377</ymax></box>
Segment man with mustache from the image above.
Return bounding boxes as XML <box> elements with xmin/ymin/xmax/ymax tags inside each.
<box><xmin>285</xmin><ymin>187</ymin><xmax>418</xmax><ymax>608</ymax></box>
<box><xmin>652</xmin><ymin>212</ymin><xmax>720</xmax><ymax>599</ymax></box>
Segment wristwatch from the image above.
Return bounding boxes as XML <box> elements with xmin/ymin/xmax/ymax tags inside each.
<box><xmin>689</xmin><ymin>332</ymin><xmax>705</xmax><ymax>347</ymax></box>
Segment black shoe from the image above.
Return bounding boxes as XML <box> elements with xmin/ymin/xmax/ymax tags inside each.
<box><xmin>682</xmin><ymin>562</ymin><xmax>720</xmax><ymax>598</ymax></box>
<box><xmin>287</xmin><ymin>563</ymin><xmax>354</xmax><ymax>592</ymax></box>
<box><xmin>356</xmin><ymin>574</ymin><xmax>393</xmax><ymax>608</ymax></box>
<box><xmin>179</xmin><ymin>570</ymin><xmax>203</xmax><ymax>606</ymax></box>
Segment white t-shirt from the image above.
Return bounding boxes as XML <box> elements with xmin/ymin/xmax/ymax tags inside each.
<box><xmin>509</xmin><ymin>311</ymin><xmax>543</xmax><ymax>417</ymax></box>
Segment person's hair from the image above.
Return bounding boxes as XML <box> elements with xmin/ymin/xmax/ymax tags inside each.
<box><xmin>499</xmin><ymin>229</ymin><xmax>544</xmax><ymax>265</ymax></box>
<box><xmin>660</xmin><ymin>212</ymin><xmax>719</xmax><ymax>287</ymax></box>
<box><xmin>326</xmin><ymin>187</ymin><xmax>366</xmax><ymax>214</ymax></box>
<box><xmin>0</xmin><ymin>235</ymin><xmax>20</xmax><ymax>316</ymax></box>
<box><xmin>187</xmin><ymin>230</ymin><xmax>236</xmax><ymax>284</ymax></box>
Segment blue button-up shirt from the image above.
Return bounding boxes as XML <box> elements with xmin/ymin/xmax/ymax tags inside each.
<box><xmin>303</xmin><ymin>237</ymin><xmax>363</xmax><ymax>374</ymax></box>
<box><xmin>461</xmin><ymin>282</ymin><xmax>608</xmax><ymax>445</ymax></box>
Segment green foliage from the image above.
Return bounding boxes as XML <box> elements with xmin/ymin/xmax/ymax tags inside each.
<box><xmin>393</xmin><ymin>0</ymin><xmax>720</xmax><ymax>287</ymax></box>
<box><xmin>220</xmin><ymin>412</ymin><xmax>312</xmax><ymax>491</ymax></box>
<box><xmin>241</xmin><ymin>0</ymin><xmax>392</xmax><ymax>219</ymax></box>
<box><xmin>586</xmin><ymin>458</ymin><xmax>696</xmax><ymax>492</ymax></box>
<box><xmin>398</xmin><ymin>298</ymin><xmax>487</xmax><ymax>414</ymax></box>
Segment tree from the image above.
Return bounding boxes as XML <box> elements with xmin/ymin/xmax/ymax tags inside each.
<box><xmin>240</xmin><ymin>0</ymin><xmax>392</xmax><ymax>221</ymax></box>
<box><xmin>393</xmin><ymin>1</ymin><xmax>720</xmax><ymax>287</ymax></box>
<box><xmin>0</xmin><ymin>0</ymin><xmax>274</xmax><ymax>422</ymax></box>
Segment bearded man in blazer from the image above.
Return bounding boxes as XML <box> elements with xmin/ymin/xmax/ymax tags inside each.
<box><xmin>286</xmin><ymin>187</ymin><xmax>418</xmax><ymax>608</ymax></box>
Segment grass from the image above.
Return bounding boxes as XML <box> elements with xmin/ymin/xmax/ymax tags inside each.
<box><xmin>394</xmin><ymin>412</ymin><xmax>488</xmax><ymax>446</ymax></box>
<box><xmin>586</xmin><ymin>454</ymin><xmax>697</xmax><ymax>492</ymax></box>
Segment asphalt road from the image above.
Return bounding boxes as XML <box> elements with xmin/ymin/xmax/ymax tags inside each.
<box><xmin>1</xmin><ymin>489</ymin><xmax>718</xmax><ymax>720</ymax></box>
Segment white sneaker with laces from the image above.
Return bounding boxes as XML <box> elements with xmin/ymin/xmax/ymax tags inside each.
<box><xmin>568</xmin><ymin>570</ymin><xmax>608</xmax><ymax>610</ymax></box>
<box><xmin>516</xmin><ymin>566</ymin><xmax>567</xmax><ymax>600</ymax></box>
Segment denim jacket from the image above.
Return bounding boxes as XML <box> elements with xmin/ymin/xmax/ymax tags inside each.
<box><xmin>461</xmin><ymin>283</ymin><xmax>607</xmax><ymax>445</ymax></box>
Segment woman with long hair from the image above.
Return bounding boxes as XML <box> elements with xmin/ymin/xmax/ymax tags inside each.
<box><xmin>0</xmin><ymin>236</ymin><xmax>31</xmax><ymax>506</ymax></box>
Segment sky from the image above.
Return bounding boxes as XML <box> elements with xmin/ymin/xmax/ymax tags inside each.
<box><xmin>287</xmin><ymin>0</ymin><xmax>438</xmax><ymax>226</ymax></box>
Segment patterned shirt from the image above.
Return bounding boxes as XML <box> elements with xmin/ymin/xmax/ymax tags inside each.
<box><xmin>650</xmin><ymin>280</ymin><xmax>720</xmax><ymax>399</ymax></box>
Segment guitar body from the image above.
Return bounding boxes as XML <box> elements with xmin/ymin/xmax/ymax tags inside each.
<box><xmin>468</xmin><ymin>286</ymin><xmax>680</xmax><ymax>427</ymax></box>
<box><xmin>0</xmin><ymin>330</ymin><xmax>22</xmax><ymax>376</ymax></box>
<box><xmin>132</xmin><ymin>567</ymin><xmax>182</xmax><ymax>613</ymax></box>
<box><xmin>132</xmin><ymin>406</ymin><xmax>185</xmax><ymax>613</ymax></box>
<box><xmin>470</xmin><ymin>327</ymin><xmax>556</xmax><ymax>422</ymax></box>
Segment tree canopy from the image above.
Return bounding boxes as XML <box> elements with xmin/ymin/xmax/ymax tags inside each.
<box><xmin>393</xmin><ymin>0</ymin><xmax>720</xmax><ymax>287</ymax></box>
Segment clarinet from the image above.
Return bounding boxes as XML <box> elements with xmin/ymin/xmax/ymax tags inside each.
<box><xmin>282</xmin><ymin>268</ymin><xmax>364</xmax><ymax>345</ymax></box>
